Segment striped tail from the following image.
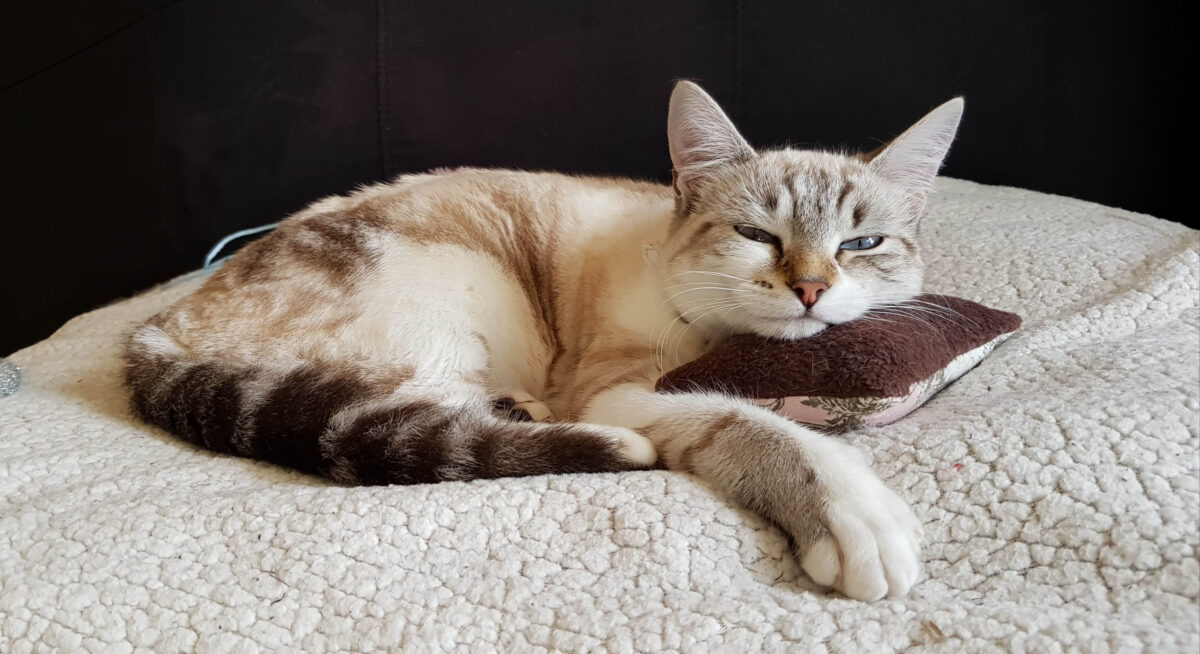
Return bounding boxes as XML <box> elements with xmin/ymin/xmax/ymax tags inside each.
<box><xmin>122</xmin><ymin>326</ymin><xmax>655</xmax><ymax>484</ymax></box>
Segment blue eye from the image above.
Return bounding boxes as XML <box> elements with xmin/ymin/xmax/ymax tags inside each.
<box><xmin>734</xmin><ymin>225</ymin><xmax>781</xmax><ymax>246</ymax></box>
<box><xmin>839</xmin><ymin>235</ymin><xmax>884</xmax><ymax>251</ymax></box>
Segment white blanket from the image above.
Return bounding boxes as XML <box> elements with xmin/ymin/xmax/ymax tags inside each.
<box><xmin>2</xmin><ymin>179</ymin><xmax>1197</xmax><ymax>652</ymax></box>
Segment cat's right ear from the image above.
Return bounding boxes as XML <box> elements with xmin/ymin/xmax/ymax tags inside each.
<box><xmin>667</xmin><ymin>81</ymin><xmax>754</xmax><ymax>214</ymax></box>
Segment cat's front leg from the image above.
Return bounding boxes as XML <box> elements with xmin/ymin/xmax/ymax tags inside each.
<box><xmin>583</xmin><ymin>383</ymin><xmax>922</xmax><ymax>601</ymax></box>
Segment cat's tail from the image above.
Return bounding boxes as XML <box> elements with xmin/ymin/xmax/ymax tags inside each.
<box><xmin>122</xmin><ymin>325</ymin><xmax>657</xmax><ymax>485</ymax></box>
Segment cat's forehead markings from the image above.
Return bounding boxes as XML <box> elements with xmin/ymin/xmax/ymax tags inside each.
<box><xmin>893</xmin><ymin>235</ymin><xmax>917</xmax><ymax>254</ymax></box>
<box><xmin>785</xmin><ymin>166</ymin><xmax>836</xmax><ymax>237</ymax></box>
<box><xmin>852</xmin><ymin>201</ymin><xmax>868</xmax><ymax>229</ymax></box>
<box><xmin>761</xmin><ymin>187</ymin><xmax>778</xmax><ymax>213</ymax></box>
<box><xmin>837</xmin><ymin>180</ymin><xmax>855</xmax><ymax>213</ymax></box>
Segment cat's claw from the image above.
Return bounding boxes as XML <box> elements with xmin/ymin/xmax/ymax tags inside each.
<box><xmin>798</xmin><ymin>443</ymin><xmax>923</xmax><ymax>601</ymax></box>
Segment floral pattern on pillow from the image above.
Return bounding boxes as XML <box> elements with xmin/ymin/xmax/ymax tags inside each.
<box><xmin>749</xmin><ymin>333</ymin><xmax>1011</xmax><ymax>430</ymax></box>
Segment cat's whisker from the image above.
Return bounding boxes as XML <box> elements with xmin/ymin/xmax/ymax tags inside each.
<box><xmin>654</xmin><ymin>296</ymin><xmax>746</xmax><ymax>371</ymax></box>
<box><xmin>670</xmin><ymin>270</ymin><xmax>757</xmax><ymax>285</ymax></box>
<box><xmin>663</xmin><ymin>281</ymin><xmax>740</xmax><ymax>290</ymax></box>
<box><xmin>847</xmin><ymin>315</ymin><xmax>899</xmax><ymax>326</ymax></box>
<box><xmin>661</xmin><ymin>285</ymin><xmax>741</xmax><ymax>307</ymax></box>
<box><xmin>653</xmin><ymin>302</ymin><xmax>712</xmax><ymax>372</ymax></box>
<box><xmin>669</xmin><ymin>300</ymin><xmax>747</xmax><ymax>367</ymax></box>
<box><xmin>905</xmin><ymin>302</ymin><xmax>982</xmax><ymax>329</ymax></box>
<box><xmin>866</xmin><ymin>292</ymin><xmax>981</xmax><ymax>330</ymax></box>
<box><xmin>863</xmin><ymin>309</ymin><xmax>939</xmax><ymax>332</ymax></box>
<box><xmin>872</xmin><ymin>301</ymin><xmax>980</xmax><ymax>330</ymax></box>
<box><xmin>658</xmin><ymin>280</ymin><xmax>745</xmax><ymax>313</ymax></box>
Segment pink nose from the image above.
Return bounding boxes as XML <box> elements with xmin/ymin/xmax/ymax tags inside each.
<box><xmin>794</xmin><ymin>280</ymin><xmax>829</xmax><ymax>308</ymax></box>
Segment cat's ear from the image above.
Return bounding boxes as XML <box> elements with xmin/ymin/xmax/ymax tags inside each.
<box><xmin>667</xmin><ymin>81</ymin><xmax>754</xmax><ymax>214</ymax></box>
<box><xmin>868</xmin><ymin>97</ymin><xmax>964</xmax><ymax>215</ymax></box>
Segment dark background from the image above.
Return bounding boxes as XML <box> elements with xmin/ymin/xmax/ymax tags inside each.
<box><xmin>0</xmin><ymin>1</ymin><xmax>1186</xmax><ymax>356</ymax></box>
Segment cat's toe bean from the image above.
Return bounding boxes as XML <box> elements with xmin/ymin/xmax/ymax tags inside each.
<box><xmin>869</xmin><ymin>515</ymin><xmax>921</xmax><ymax>597</ymax></box>
<box><xmin>828</xmin><ymin>514</ymin><xmax>889</xmax><ymax>601</ymax></box>
<box><xmin>799</xmin><ymin>478</ymin><xmax>922</xmax><ymax>598</ymax></box>
<box><xmin>882</xmin><ymin>485</ymin><xmax>923</xmax><ymax>537</ymax></box>
<box><xmin>800</xmin><ymin>509</ymin><xmax>919</xmax><ymax>601</ymax></box>
<box><xmin>800</xmin><ymin>535</ymin><xmax>841</xmax><ymax>587</ymax></box>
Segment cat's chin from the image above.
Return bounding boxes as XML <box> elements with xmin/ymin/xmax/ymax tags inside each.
<box><xmin>750</xmin><ymin>316</ymin><xmax>829</xmax><ymax>341</ymax></box>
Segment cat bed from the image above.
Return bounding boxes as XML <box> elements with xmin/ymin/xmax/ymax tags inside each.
<box><xmin>1</xmin><ymin>179</ymin><xmax>1197</xmax><ymax>651</ymax></box>
<box><xmin>657</xmin><ymin>295</ymin><xmax>1021</xmax><ymax>429</ymax></box>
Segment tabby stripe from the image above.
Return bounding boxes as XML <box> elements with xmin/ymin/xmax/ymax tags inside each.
<box><xmin>682</xmin><ymin>220</ymin><xmax>717</xmax><ymax>251</ymax></box>
<box><xmin>124</xmin><ymin>332</ymin><xmax>650</xmax><ymax>485</ymax></box>
<box><xmin>894</xmin><ymin>236</ymin><xmax>917</xmax><ymax>254</ymax></box>
<box><xmin>677</xmin><ymin>411</ymin><xmax>737</xmax><ymax>473</ymax></box>
<box><xmin>837</xmin><ymin>181</ymin><xmax>855</xmax><ymax>214</ymax></box>
<box><xmin>853</xmin><ymin>201</ymin><xmax>868</xmax><ymax>229</ymax></box>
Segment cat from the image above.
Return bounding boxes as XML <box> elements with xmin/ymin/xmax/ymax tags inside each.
<box><xmin>123</xmin><ymin>81</ymin><xmax>963</xmax><ymax>601</ymax></box>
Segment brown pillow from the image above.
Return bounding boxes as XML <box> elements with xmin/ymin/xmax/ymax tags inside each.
<box><xmin>656</xmin><ymin>295</ymin><xmax>1021</xmax><ymax>430</ymax></box>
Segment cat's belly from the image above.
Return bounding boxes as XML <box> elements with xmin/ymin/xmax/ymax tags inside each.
<box><xmin>350</xmin><ymin>240</ymin><xmax>552</xmax><ymax>396</ymax></box>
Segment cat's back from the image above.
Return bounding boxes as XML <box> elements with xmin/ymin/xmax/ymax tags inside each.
<box><xmin>299</xmin><ymin>166</ymin><xmax>673</xmax><ymax>273</ymax></box>
<box><xmin>210</xmin><ymin>167</ymin><xmax>667</xmax><ymax>284</ymax></box>
<box><xmin>147</xmin><ymin>168</ymin><xmax>671</xmax><ymax>359</ymax></box>
<box><xmin>314</xmin><ymin>167</ymin><xmax>669</xmax><ymax>224</ymax></box>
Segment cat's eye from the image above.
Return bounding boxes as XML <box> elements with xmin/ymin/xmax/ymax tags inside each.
<box><xmin>734</xmin><ymin>225</ymin><xmax>781</xmax><ymax>246</ymax></box>
<box><xmin>839</xmin><ymin>235</ymin><xmax>884</xmax><ymax>251</ymax></box>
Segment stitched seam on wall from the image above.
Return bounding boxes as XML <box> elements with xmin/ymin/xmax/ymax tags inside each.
<box><xmin>1</xmin><ymin>0</ymin><xmax>188</xmax><ymax>92</ymax></box>
<box><xmin>733</xmin><ymin>0</ymin><xmax>744</xmax><ymax>123</ymax></box>
<box><xmin>376</xmin><ymin>0</ymin><xmax>392</xmax><ymax>178</ymax></box>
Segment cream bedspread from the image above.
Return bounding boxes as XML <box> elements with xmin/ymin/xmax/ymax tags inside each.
<box><xmin>2</xmin><ymin>178</ymin><xmax>1197</xmax><ymax>652</ymax></box>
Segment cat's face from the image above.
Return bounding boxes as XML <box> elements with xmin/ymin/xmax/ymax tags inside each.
<box><xmin>663</xmin><ymin>151</ymin><xmax>926</xmax><ymax>339</ymax></box>
<box><xmin>661</xmin><ymin>82</ymin><xmax>963</xmax><ymax>340</ymax></box>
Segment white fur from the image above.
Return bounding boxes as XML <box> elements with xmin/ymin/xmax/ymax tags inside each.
<box><xmin>352</xmin><ymin>243</ymin><xmax>552</xmax><ymax>398</ymax></box>
<box><xmin>606</xmin><ymin>426</ymin><xmax>658</xmax><ymax>466</ymax></box>
<box><xmin>795</xmin><ymin>432</ymin><xmax>924</xmax><ymax>600</ymax></box>
<box><xmin>130</xmin><ymin>325</ymin><xmax>185</xmax><ymax>358</ymax></box>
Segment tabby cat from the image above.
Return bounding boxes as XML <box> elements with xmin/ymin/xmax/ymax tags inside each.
<box><xmin>123</xmin><ymin>81</ymin><xmax>963</xmax><ymax>601</ymax></box>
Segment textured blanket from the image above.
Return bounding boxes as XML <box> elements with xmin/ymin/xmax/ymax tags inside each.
<box><xmin>2</xmin><ymin>178</ymin><xmax>1197</xmax><ymax>652</ymax></box>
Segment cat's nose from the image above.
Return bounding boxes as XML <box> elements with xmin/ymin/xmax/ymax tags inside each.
<box><xmin>793</xmin><ymin>280</ymin><xmax>829</xmax><ymax>308</ymax></box>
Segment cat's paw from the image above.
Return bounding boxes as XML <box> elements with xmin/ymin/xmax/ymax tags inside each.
<box><xmin>798</xmin><ymin>442</ymin><xmax>922</xmax><ymax>601</ymax></box>
<box><xmin>603</xmin><ymin>426</ymin><xmax>658</xmax><ymax>466</ymax></box>
<box><xmin>493</xmin><ymin>390</ymin><xmax>554</xmax><ymax>422</ymax></box>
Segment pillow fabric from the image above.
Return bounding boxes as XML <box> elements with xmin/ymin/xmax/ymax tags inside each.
<box><xmin>656</xmin><ymin>295</ymin><xmax>1021</xmax><ymax>429</ymax></box>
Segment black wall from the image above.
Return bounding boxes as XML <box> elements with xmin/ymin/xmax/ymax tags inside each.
<box><xmin>0</xmin><ymin>1</ymin><xmax>1186</xmax><ymax>355</ymax></box>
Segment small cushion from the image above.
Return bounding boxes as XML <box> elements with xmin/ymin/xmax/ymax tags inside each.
<box><xmin>656</xmin><ymin>295</ymin><xmax>1021</xmax><ymax>429</ymax></box>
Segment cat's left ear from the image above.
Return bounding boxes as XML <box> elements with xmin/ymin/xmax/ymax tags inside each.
<box><xmin>869</xmin><ymin>98</ymin><xmax>964</xmax><ymax>215</ymax></box>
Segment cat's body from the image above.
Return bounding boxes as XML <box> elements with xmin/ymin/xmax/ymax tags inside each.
<box><xmin>124</xmin><ymin>82</ymin><xmax>963</xmax><ymax>601</ymax></box>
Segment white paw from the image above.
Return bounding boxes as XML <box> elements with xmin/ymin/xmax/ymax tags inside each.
<box><xmin>603</xmin><ymin>426</ymin><xmax>658</xmax><ymax>466</ymax></box>
<box><xmin>799</xmin><ymin>445</ymin><xmax>923</xmax><ymax>601</ymax></box>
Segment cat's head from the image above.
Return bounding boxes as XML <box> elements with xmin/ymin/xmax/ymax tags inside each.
<box><xmin>660</xmin><ymin>81</ymin><xmax>963</xmax><ymax>340</ymax></box>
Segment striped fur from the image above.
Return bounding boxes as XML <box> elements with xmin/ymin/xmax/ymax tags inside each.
<box><xmin>124</xmin><ymin>332</ymin><xmax>651</xmax><ymax>483</ymax></box>
<box><xmin>123</xmin><ymin>81</ymin><xmax>963</xmax><ymax>601</ymax></box>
